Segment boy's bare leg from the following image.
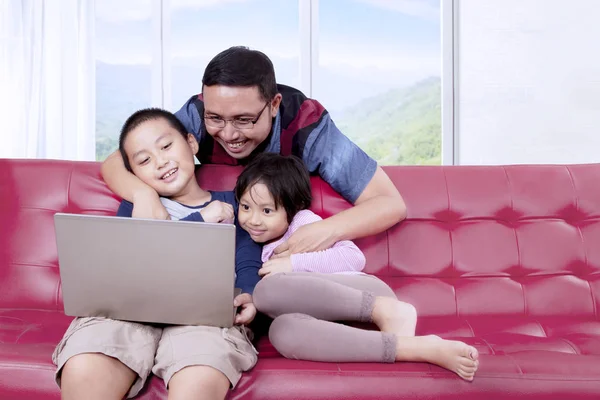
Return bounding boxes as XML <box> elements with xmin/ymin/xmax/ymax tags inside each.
<box><xmin>61</xmin><ymin>353</ymin><xmax>136</xmax><ymax>400</ymax></box>
<box><xmin>168</xmin><ymin>365</ymin><xmax>230</xmax><ymax>400</ymax></box>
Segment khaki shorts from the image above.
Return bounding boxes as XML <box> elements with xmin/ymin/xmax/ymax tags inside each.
<box><xmin>52</xmin><ymin>317</ymin><xmax>258</xmax><ymax>398</ymax></box>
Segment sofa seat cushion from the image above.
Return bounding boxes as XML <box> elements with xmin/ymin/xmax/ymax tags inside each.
<box><xmin>1</xmin><ymin>311</ymin><xmax>599</xmax><ymax>399</ymax></box>
<box><xmin>232</xmin><ymin>352</ymin><xmax>600</xmax><ymax>400</ymax></box>
<box><xmin>233</xmin><ymin>316</ymin><xmax>600</xmax><ymax>399</ymax></box>
<box><xmin>417</xmin><ymin>315</ymin><xmax>600</xmax><ymax>356</ymax></box>
<box><xmin>0</xmin><ymin>310</ymin><xmax>72</xmax><ymax>400</ymax></box>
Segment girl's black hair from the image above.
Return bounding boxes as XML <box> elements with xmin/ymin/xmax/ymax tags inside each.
<box><xmin>235</xmin><ymin>153</ymin><xmax>312</xmax><ymax>223</ymax></box>
<box><xmin>118</xmin><ymin>108</ymin><xmax>188</xmax><ymax>172</ymax></box>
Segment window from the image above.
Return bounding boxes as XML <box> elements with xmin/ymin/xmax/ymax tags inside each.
<box><xmin>169</xmin><ymin>0</ymin><xmax>300</xmax><ymax>109</ymax></box>
<box><xmin>95</xmin><ymin>0</ymin><xmax>155</xmax><ymax>160</ymax></box>
<box><xmin>315</xmin><ymin>0</ymin><xmax>441</xmax><ymax>165</ymax></box>
<box><xmin>94</xmin><ymin>0</ymin><xmax>444</xmax><ymax>165</ymax></box>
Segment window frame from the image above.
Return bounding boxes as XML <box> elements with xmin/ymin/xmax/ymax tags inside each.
<box><xmin>132</xmin><ymin>0</ymin><xmax>456</xmax><ymax>165</ymax></box>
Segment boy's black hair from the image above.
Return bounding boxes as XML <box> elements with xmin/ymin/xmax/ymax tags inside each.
<box><xmin>235</xmin><ymin>153</ymin><xmax>312</xmax><ymax>223</ymax></box>
<box><xmin>202</xmin><ymin>46</ymin><xmax>278</xmax><ymax>102</ymax></box>
<box><xmin>118</xmin><ymin>108</ymin><xmax>188</xmax><ymax>172</ymax></box>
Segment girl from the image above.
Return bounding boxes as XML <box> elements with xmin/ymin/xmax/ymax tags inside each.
<box><xmin>235</xmin><ymin>153</ymin><xmax>479</xmax><ymax>381</ymax></box>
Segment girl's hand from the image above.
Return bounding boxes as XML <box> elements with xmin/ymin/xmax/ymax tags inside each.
<box><xmin>200</xmin><ymin>200</ymin><xmax>234</xmax><ymax>224</ymax></box>
<box><xmin>259</xmin><ymin>257</ymin><xmax>292</xmax><ymax>277</ymax></box>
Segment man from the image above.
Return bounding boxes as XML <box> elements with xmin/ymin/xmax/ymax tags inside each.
<box><xmin>101</xmin><ymin>46</ymin><xmax>406</xmax><ymax>258</ymax></box>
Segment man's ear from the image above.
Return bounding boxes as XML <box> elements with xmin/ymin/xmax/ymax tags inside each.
<box><xmin>187</xmin><ymin>133</ymin><xmax>199</xmax><ymax>154</ymax></box>
<box><xmin>270</xmin><ymin>93</ymin><xmax>282</xmax><ymax>115</ymax></box>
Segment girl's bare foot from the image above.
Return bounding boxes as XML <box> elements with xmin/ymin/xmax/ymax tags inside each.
<box><xmin>371</xmin><ymin>296</ymin><xmax>417</xmax><ymax>337</ymax></box>
<box><xmin>396</xmin><ymin>335</ymin><xmax>479</xmax><ymax>381</ymax></box>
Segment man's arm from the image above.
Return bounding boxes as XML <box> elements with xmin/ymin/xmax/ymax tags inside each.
<box><xmin>275</xmin><ymin>112</ymin><xmax>406</xmax><ymax>255</ymax></box>
<box><xmin>325</xmin><ymin>166</ymin><xmax>406</xmax><ymax>241</ymax></box>
<box><xmin>276</xmin><ymin>168</ymin><xmax>405</xmax><ymax>255</ymax></box>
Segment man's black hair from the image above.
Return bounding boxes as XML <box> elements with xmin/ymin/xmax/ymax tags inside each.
<box><xmin>203</xmin><ymin>46</ymin><xmax>278</xmax><ymax>102</ymax></box>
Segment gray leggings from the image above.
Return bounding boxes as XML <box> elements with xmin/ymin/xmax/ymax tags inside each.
<box><xmin>252</xmin><ymin>272</ymin><xmax>398</xmax><ymax>363</ymax></box>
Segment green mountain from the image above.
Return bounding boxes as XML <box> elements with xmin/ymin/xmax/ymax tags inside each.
<box><xmin>95</xmin><ymin>71</ymin><xmax>441</xmax><ymax>165</ymax></box>
<box><xmin>335</xmin><ymin>77</ymin><xmax>441</xmax><ymax>165</ymax></box>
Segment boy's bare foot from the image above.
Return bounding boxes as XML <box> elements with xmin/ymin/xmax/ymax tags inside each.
<box><xmin>371</xmin><ymin>296</ymin><xmax>417</xmax><ymax>337</ymax></box>
<box><xmin>396</xmin><ymin>335</ymin><xmax>479</xmax><ymax>381</ymax></box>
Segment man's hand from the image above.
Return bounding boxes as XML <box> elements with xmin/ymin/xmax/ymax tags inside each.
<box><xmin>273</xmin><ymin>219</ymin><xmax>337</xmax><ymax>256</ymax></box>
<box><xmin>234</xmin><ymin>293</ymin><xmax>256</xmax><ymax>325</ymax></box>
<box><xmin>200</xmin><ymin>200</ymin><xmax>234</xmax><ymax>224</ymax></box>
<box><xmin>131</xmin><ymin>188</ymin><xmax>169</xmax><ymax>220</ymax></box>
<box><xmin>259</xmin><ymin>256</ymin><xmax>292</xmax><ymax>277</ymax></box>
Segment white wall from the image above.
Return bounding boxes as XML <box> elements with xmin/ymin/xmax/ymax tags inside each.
<box><xmin>456</xmin><ymin>0</ymin><xmax>600</xmax><ymax>165</ymax></box>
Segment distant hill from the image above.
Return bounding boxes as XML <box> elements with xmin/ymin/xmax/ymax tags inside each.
<box><xmin>95</xmin><ymin>62</ymin><xmax>441</xmax><ymax>165</ymax></box>
<box><xmin>335</xmin><ymin>77</ymin><xmax>441</xmax><ymax>165</ymax></box>
<box><xmin>96</xmin><ymin>62</ymin><xmax>151</xmax><ymax>138</ymax></box>
<box><xmin>95</xmin><ymin>62</ymin><xmax>150</xmax><ymax>160</ymax></box>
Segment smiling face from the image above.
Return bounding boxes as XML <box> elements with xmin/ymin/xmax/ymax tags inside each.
<box><xmin>202</xmin><ymin>85</ymin><xmax>281</xmax><ymax>159</ymax></box>
<box><xmin>123</xmin><ymin>118</ymin><xmax>200</xmax><ymax>203</ymax></box>
<box><xmin>237</xmin><ymin>182</ymin><xmax>289</xmax><ymax>243</ymax></box>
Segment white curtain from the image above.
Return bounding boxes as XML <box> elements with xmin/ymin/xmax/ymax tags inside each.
<box><xmin>0</xmin><ymin>0</ymin><xmax>96</xmax><ymax>160</ymax></box>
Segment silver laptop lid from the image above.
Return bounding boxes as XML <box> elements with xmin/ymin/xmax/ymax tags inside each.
<box><xmin>54</xmin><ymin>213</ymin><xmax>237</xmax><ymax>327</ymax></box>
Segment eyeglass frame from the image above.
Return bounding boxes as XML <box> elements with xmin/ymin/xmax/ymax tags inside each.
<box><xmin>203</xmin><ymin>102</ymin><xmax>270</xmax><ymax>130</ymax></box>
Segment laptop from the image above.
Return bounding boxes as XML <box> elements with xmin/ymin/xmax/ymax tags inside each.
<box><xmin>54</xmin><ymin>213</ymin><xmax>239</xmax><ymax>328</ymax></box>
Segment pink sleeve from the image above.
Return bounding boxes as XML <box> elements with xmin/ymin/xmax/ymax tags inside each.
<box><xmin>285</xmin><ymin>210</ymin><xmax>367</xmax><ymax>273</ymax></box>
<box><xmin>290</xmin><ymin>241</ymin><xmax>366</xmax><ymax>274</ymax></box>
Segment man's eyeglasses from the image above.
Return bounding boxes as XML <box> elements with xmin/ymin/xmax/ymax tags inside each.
<box><xmin>204</xmin><ymin>102</ymin><xmax>269</xmax><ymax>130</ymax></box>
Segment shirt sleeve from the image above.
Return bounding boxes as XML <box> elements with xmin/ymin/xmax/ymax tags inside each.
<box><xmin>116</xmin><ymin>200</ymin><xmax>133</xmax><ymax>217</ymax></box>
<box><xmin>302</xmin><ymin>112</ymin><xmax>378</xmax><ymax>204</ymax></box>
<box><xmin>174</xmin><ymin>95</ymin><xmax>204</xmax><ymax>143</ymax></box>
<box><xmin>179</xmin><ymin>212</ymin><xmax>204</xmax><ymax>222</ymax></box>
<box><xmin>117</xmin><ymin>199</ymin><xmax>204</xmax><ymax>221</ymax></box>
<box><xmin>290</xmin><ymin>243</ymin><xmax>366</xmax><ymax>274</ymax></box>
<box><xmin>234</xmin><ymin>224</ymin><xmax>262</xmax><ymax>295</ymax></box>
<box><xmin>287</xmin><ymin>210</ymin><xmax>366</xmax><ymax>273</ymax></box>
<box><xmin>214</xmin><ymin>192</ymin><xmax>262</xmax><ymax>295</ymax></box>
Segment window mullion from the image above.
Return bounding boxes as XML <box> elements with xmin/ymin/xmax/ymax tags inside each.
<box><xmin>298</xmin><ymin>0</ymin><xmax>313</xmax><ymax>97</ymax></box>
<box><xmin>161</xmin><ymin>0</ymin><xmax>172</xmax><ymax>110</ymax></box>
<box><xmin>151</xmin><ymin>0</ymin><xmax>163</xmax><ymax>108</ymax></box>
<box><xmin>441</xmin><ymin>0</ymin><xmax>457</xmax><ymax>165</ymax></box>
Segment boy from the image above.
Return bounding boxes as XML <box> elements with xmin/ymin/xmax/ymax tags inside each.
<box><xmin>53</xmin><ymin>108</ymin><xmax>261</xmax><ymax>400</ymax></box>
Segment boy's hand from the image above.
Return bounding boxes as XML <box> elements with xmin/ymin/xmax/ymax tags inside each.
<box><xmin>200</xmin><ymin>200</ymin><xmax>234</xmax><ymax>224</ymax></box>
<box><xmin>259</xmin><ymin>257</ymin><xmax>292</xmax><ymax>277</ymax></box>
<box><xmin>234</xmin><ymin>293</ymin><xmax>256</xmax><ymax>325</ymax></box>
<box><xmin>132</xmin><ymin>189</ymin><xmax>169</xmax><ymax>220</ymax></box>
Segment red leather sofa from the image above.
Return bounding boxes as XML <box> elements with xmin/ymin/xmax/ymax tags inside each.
<box><xmin>1</xmin><ymin>159</ymin><xmax>599</xmax><ymax>399</ymax></box>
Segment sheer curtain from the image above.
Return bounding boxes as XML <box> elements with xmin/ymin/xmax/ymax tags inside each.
<box><xmin>0</xmin><ymin>0</ymin><xmax>96</xmax><ymax>160</ymax></box>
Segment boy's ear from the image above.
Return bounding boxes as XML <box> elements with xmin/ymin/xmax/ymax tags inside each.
<box><xmin>187</xmin><ymin>133</ymin><xmax>199</xmax><ymax>154</ymax></box>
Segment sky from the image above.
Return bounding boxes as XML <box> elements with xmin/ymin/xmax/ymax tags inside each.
<box><xmin>95</xmin><ymin>0</ymin><xmax>441</xmax><ymax>112</ymax></box>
